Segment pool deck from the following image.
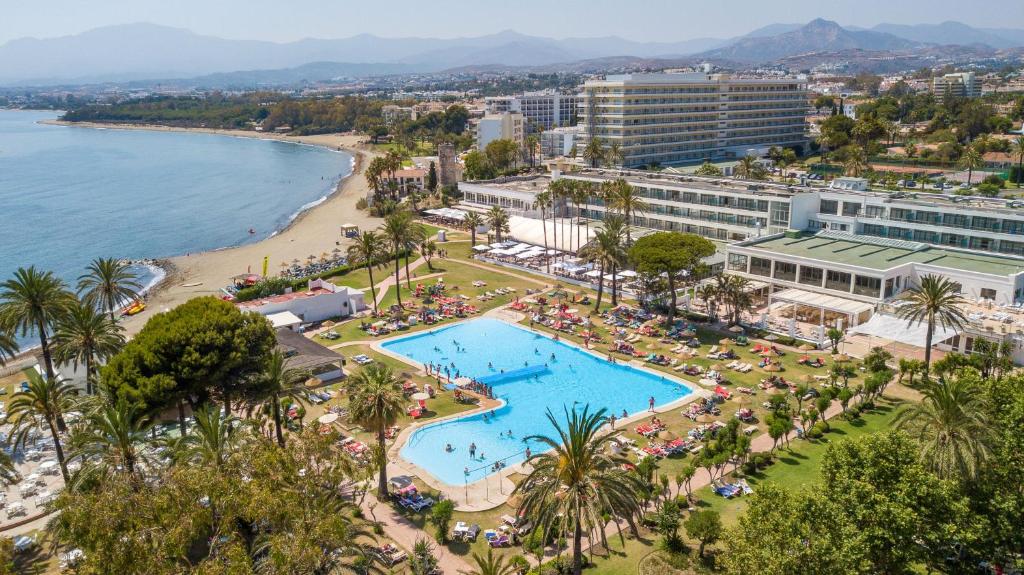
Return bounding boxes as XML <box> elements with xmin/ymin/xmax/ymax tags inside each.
<box><xmin>371</xmin><ymin>306</ymin><xmax>712</xmax><ymax>511</ymax></box>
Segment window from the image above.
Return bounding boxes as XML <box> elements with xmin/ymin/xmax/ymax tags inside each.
<box><xmin>826</xmin><ymin>270</ymin><xmax>851</xmax><ymax>292</ymax></box>
<box><xmin>724</xmin><ymin>252</ymin><xmax>749</xmax><ymax>270</ymax></box>
<box><xmin>749</xmin><ymin>257</ymin><xmax>772</xmax><ymax>277</ymax></box>
<box><xmin>981</xmin><ymin>288</ymin><xmax>997</xmax><ymax>300</ymax></box>
<box><xmin>773</xmin><ymin>261</ymin><xmax>797</xmax><ymax>282</ymax></box>
<box><xmin>841</xmin><ymin>202</ymin><xmax>861</xmax><ymax>217</ymax></box>
<box><xmin>864</xmin><ymin>205</ymin><xmax>885</xmax><ymax>218</ymax></box>
<box><xmin>819</xmin><ymin>199</ymin><xmax>838</xmax><ymax>215</ymax></box>
<box><xmin>798</xmin><ymin>266</ymin><xmax>823</xmax><ymax>287</ymax></box>
<box><xmin>852</xmin><ymin>275</ymin><xmax>881</xmax><ymax>298</ymax></box>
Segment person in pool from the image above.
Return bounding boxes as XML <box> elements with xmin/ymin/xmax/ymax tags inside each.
<box><xmin>445</xmin><ymin>443</ymin><xmax>453</xmax><ymax>453</ymax></box>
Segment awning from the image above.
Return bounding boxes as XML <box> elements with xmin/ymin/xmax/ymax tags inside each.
<box><xmin>472</xmin><ymin>245</ymin><xmax>491</xmax><ymax>252</ymax></box>
<box><xmin>583</xmin><ymin>270</ymin><xmax>603</xmax><ymax>278</ymax></box>
<box><xmin>771</xmin><ymin>288</ymin><xmax>874</xmax><ymax>316</ymax></box>
<box><xmin>849</xmin><ymin>313</ymin><xmax>960</xmax><ymax>347</ymax></box>
<box><xmin>267</xmin><ymin>311</ymin><xmax>303</xmax><ymax>328</ymax></box>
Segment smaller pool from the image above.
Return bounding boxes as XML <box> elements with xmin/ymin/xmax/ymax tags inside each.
<box><xmin>382</xmin><ymin>318</ymin><xmax>693</xmax><ymax>485</ymax></box>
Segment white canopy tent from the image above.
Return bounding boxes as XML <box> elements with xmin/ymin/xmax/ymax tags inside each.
<box><xmin>472</xmin><ymin>245</ymin><xmax>492</xmax><ymax>252</ymax></box>
<box><xmin>583</xmin><ymin>270</ymin><xmax>603</xmax><ymax>278</ymax></box>
<box><xmin>849</xmin><ymin>313</ymin><xmax>960</xmax><ymax>348</ymax></box>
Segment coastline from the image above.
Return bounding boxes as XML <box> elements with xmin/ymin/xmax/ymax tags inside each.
<box><xmin>43</xmin><ymin>119</ymin><xmax>383</xmax><ymax>336</ymax></box>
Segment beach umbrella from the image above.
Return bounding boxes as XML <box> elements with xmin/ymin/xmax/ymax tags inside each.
<box><xmin>719</xmin><ymin>338</ymin><xmax>733</xmax><ymax>346</ymax></box>
<box><xmin>798</xmin><ymin>343</ymin><xmax>816</xmax><ymax>351</ymax></box>
<box><xmin>833</xmin><ymin>353</ymin><xmax>851</xmax><ymax>362</ymax></box>
<box><xmin>318</xmin><ymin>413</ymin><xmax>339</xmax><ymax>425</ymax></box>
<box><xmin>306</xmin><ymin>254</ymin><xmax>316</xmax><ymax>264</ymax></box>
<box><xmin>279</xmin><ymin>261</ymin><xmax>288</xmax><ymax>269</ymax></box>
<box><xmin>711</xmin><ymin>363</ymin><xmax>727</xmax><ymax>372</ymax></box>
<box><xmin>763</xmin><ymin>363</ymin><xmax>783</xmax><ymax>372</ymax></box>
<box><xmin>764</xmin><ymin>334</ymin><xmax>778</xmax><ymax>341</ymax></box>
<box><xmin>729</xmin><ymin>325</ymin><xmax>744</xmax><ymax>333</ymax></box>
<box><xmin>410</xmin><ymin>392</ymin><xmax>431</xmax><ymax>401</ymax></box>
<box><xmin>801</xmin><ymin>374</ymin><xmax>817</xmax><ymax>384</ymax></box>
<box><xmin>332</xmin><ymin>247</ymin><xmax>342</xmax><ymax>255</ymax></box>
<box><xmin>761</xmin><ymin>349</ymin><xmax>779</xmax><ymax>358</ymax></box>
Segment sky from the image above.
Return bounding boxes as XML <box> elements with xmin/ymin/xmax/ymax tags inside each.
<box><xmin>3</xmin><ymin>0</ymin><xmax>1023</xmax><ymax>45</ymax></box>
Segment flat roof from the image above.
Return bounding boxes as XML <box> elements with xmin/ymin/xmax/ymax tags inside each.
<box><xmin>741</xmin><ymin>233</ymin><xmax>1024</xmax><ymax>276</ymax></box>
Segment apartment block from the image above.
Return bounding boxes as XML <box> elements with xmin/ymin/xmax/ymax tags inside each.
<box><xmin>476</xmin><ymin>112</ymin><xmax>526</xmax><ymax>151</ymax></box>
<box><xmin>485</xmin><ymin>92</ymin><xmax>578</xmax><ymax>131</ymax></box>
<box><xmin>932</xmin><ymin>72</ymin><xmax>981</xmax><ymax>98</ymax></box>
<box><xmin>579</xmin><ymin>73</ymin><xmax>808</xmax><ymax>167</ymax></box>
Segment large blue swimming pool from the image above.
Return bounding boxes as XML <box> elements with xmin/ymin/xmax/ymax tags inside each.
<box><xmin>381</xmin><ymin>318</ymin><xmax>693</xmax><ymax>485</ymax></box>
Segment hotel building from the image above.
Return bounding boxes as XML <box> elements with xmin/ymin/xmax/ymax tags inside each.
<box><xmin>578</xmin><ymin>73</ymin><xmax>808</xmax><ymax>167</ymax></box>
<box><xmin>485</xmin><ymin>92</ymin><xmax>579</xmax><ymax>131</ymax></box>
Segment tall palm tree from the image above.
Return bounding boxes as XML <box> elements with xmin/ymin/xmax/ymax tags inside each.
<box><xmin>734</xmin><ymin>155</ymin><xmax>759</xmax><ymax>179</ymax></box>
<box><xmin>582</xmin><ymin>136</ymin><xmax>605</xmax><ymax>168</ymax></box>
<box><xmin>580</xmin><ymin>214</ymin><xmax>626</xmax><ymax>312</ymax></box>
<box><xmin>958</xmin><ymin>146</ymin><xmax>984</xmax><ymax>187</ymax></box>
<box><xmin>533</xmin><ymin>190</ymin><xmax>553</xmax><ymax>272</ymax></box>
<box><xmin>459</xmin><ymin>549</ymin><xmax>516</xmax><ymax>575</ymax></box>
<box><xmin>0</xmin><ymin>331</ymin><xmax>16</xmax><ymax>366</ymax></box>
<box><xmin>5</xmin><ymin>370</ymin><xmax>76</xmax><ymax>482</ymax></box>
<box><xmin>261</xmin><ymin>350</ymin><xmax>310</xmax><ymax>447</ymax></box>
<box><xmin>574</xmin><ymin>181</ymin><xmax>597</xmax><ymax>252</ymax></box>
<box><xmin>346</xmin><ymin>363</ymin><xmax>405</xmax><ymax>497</ymax></box>
<box><xmin>347</xmin><ymin>230</ymin><xmax>386</xmax><ymax>315</ymax></box>
<box><xmin>606</xmin><ymin>140</ymin><xmax>624</xmax><ymax>168</ymax></box>
<box><xmin>571</xmin><ymin>181</ymin><xmax>591</xmax><ymax>253</ymax></box>
<box><xmin>0</xmin><ymin>266</ymin><xmax>73</xmax><ymax>381</ymax></box>
<box><xmin>381</xmin><ymin>212</ymin><xmax>412</xmax><ymax>307</ymax></box>
<box><xmin>69</xmin><ymin>399</ymin><xmax>154</xmax><ymax>484</ymax></box>
<box><xmin>843</xmin><ymin>146</ymin><xmax>870</xmax><ymax>177</ymax></box>
<box><xmin>404</xmin><ymin>222</ymin><xmax>427</xmax><ymax>289</ymax></box>
<box><xmin>894</xmin><ymin>376</ymin><xmax>990</xmax><ymax>481</ymax></box>
<box><xmin>696</xmin><ymin>283</ymin><xmax>718</xmax><ymax>321</ymax></box>
<box><xmin>76</xmin><ymin>257</ymin><xmax>141</xmax><ymax>321</ymax></box>
<box><xmin>52</xmin><ymin>301</ymin><xmax>125</xmax><ymax>395</ymax></box>
<box><xmin>178</xmin><ymin>404</ymin><xmax>241</xmax><ymax>468</ymax></box>
<box><xmin>1012</xmin><ymin>134</ymin><xmax>1024</xmax><ymax>189</ymax></box>
<box><xmin>602</xmin><ymin>179</ymin><xmax>646</xmax><ymax>244</ymax></box>
<box><xmin>896</xmin><ymin>275</ymin><xmax>967</xmax><ymax>372</ymax></box>
<box><xmin>463</xmin><ymin>211</ymin><xmax>484</xmax><ymax>247</ymax></box>
<box><xmin>485</xmin><ymin>206</ymin><xmax>510</xmax><ymax>243</ymax></box>
<box><xmin>514</xmin><ymin>406</ymin><xmax>643</xmax><ymax>575</ymax></box>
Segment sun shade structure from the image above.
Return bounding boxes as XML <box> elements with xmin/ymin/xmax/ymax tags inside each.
<box><xmin>849</xmin><ymin>313</ymin><xmax>960</xmax><ymax>347</ymax></box>
<box><xmin>770</xmin><ymin>288</ymin><xmax>874</xmax><ymax>316</ymax></box>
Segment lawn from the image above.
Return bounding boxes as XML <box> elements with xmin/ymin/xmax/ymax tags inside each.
<box><xmin>373</xmin><ymin>141</ymin><xmax>436</xmax><ymax>156</ymax></box>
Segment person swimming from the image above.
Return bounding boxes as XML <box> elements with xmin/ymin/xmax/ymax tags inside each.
<box><xmin>445</xmin><ymin>443</ymin><xmax>453</xmax><ymax>452</ymax></box>
<box><xmin>488</xmin><ymin>361</ymin><xmax>493</xmax><ymax>369</ymax></box>
<box><xmin>550</xmin><ymin>353</ymin><xmax>556</xmax><ymax>361</ymax></box>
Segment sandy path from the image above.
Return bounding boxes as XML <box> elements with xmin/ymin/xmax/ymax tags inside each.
<box><xmin>43</xmin><ymin>123</ymin><xmax>386</xmax><ymax>336</ymax></box>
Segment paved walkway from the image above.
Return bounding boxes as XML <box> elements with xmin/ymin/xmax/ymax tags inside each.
<box><xmin>360</xmin><ymin>491</ymin><xmax>472</xmax><ymax>574</ymax></box>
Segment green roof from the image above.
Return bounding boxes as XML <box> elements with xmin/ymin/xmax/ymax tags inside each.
<box><xmin>746</xmin><ymin>234</ymin><xmax>1024</xmax><ymax>276</ymax></box>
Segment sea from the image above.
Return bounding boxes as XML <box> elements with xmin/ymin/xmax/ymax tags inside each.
<box><xmin>0</xmin><ymin>109</ymin><xmax>353</xmax><ymax>349</ymax></box>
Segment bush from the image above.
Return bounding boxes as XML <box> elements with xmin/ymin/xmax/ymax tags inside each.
<box><xmin>774</xmin><ymin>335</ymin><xmax>798</xmax><ymax>346</ymax></box>
<box><xmin>808</xmin><ymin>421</ymin><xmax>828</xmax><ymax>438</ymax></box>
<box><xmin>355</xmin><ymin>197</ymin><xmax>368</xmax><ymax>210</ymax></box>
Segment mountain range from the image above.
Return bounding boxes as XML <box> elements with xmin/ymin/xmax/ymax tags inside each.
<box><xmin>1</xmin><ymin>19</ymin><xmax>1022</xmax><ymax>86</ymax></box>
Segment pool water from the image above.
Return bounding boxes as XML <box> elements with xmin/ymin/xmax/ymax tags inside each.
<box><xmin>382</xmin><ymin>318</ymin><xmax>693</xmax><ymax>485</ymax></box>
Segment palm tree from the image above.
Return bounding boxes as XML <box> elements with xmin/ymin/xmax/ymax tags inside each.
<box><xmin>5</xmin><ymin>370</ymin><xmax>76</xmax><ymax>482</ymax></box>
<box><xmin>533</xmin><ymin>190</ymin><xmax>553</xmax><ymax>272</ymax></box>
<box><xmin>580</xmin><ymin>215</ymin><xmax>626</xmax><ymax>311</ymax></box>
<box><xmin>896</xmin><ymin>275</ymin><xmax>968</xmax><ymax>372</ymax></box>
<box><xmin>574</xmin><ymin>181</ymin><xmax>596</xmax><ymax>252</ymax></box>
<box><xmin>260</xmin><ymin>350</ymin><xmax>311</xmax><ymax>447</ymax></box>
<box><xmin>70</xmin><ymin>400</ymin><xmax>154</xmax><ymax>484</ymax></box>
<box><xmin>0</xmin><ymin>266</ymin><xmax>72</xmax><ymax>381</ymax></box>
<box><xmin>582</xmin><ymin>136</ymin><xmax>605</xmax><ymax>168</ymax></box>
<box><xmin>347</xmin><ymin>230</ymin><xmax>386</xmax><ymax>315</ymax></box>
<box><xmin>606</xmin><ymin>140</ymin><xmax>624</xmax><ymax>167</ymax></box>
<box><xmin>381</xmin><ymin>212</ymin><xmax>412</xmax><ymax>307</ymax></box>
<box><xmin>514</xmin><ymin>406</ymin><xmax>644</xmax><ymax>575</ymax></box>
<box><xmin>696</xmin><ymin>283</ymin><xmax>718</xmax><ymax>321</ymax></box>
<box><xmin>52</xmin><ymin>301</ymin><xmax>125</xmax><ymax>395</ymax></box>
<box><xmin>463</xmin><ymin>212</ymin><xmax>484</xmax><ymax>247</ymax></box>
<box><xmin>0</xmin><ymin>331</ymin><xmax>16</xmax><ymax>366</ymax></box>
<box><xmin>485</xmin><ymin>206</ymin><xmax>510</xmax><ymax>243</ymax></box>
<box><xmin>602</xmin><ymin>178</ymin><xmax>646</xmax><ymax>244</ymax></box>
<box><xmin>1012</xmin><ymin>134</ymin><xmax>1024</xmax><ymax>189</ymax></box>
<box><xmin>734</xmin><ymin>155</ymin><xmax>759</xmax><ymax>179</ymax></box>
<box><xmin>958</xmin><ymin>146</ymin><xmax>984</xmax><ymax>187</ymax></box>
<box><xmin>346</xmin><ymin>363</ymin><xmax>405</xmax><ymax>497</ymax></box>
<box><xmin>76</xmin><ymin>257</ymin><xmax>141</xmax><ymax>321</ymax></box>
<box><xmin>178</xmin><ymin>404</ymin><xmax>241</xmax><ymax>468</ymax></box>
<box><xmin>843</xmin><ymin>146</ymin><xmax>870</xmax><ymax>177</ymax></box>
<box><xmin>459</xmin><ymin>549</ymin><xmax>516</xmax><ymax>575</ymax></box>
<box><xmin>894</xmin><ymin>376</ymin><xmax>990</xmax><ymax>481</ymax></box>
<box><xmin>404</xmin><ymin>222</ymin><xmax>427</xmax><ymax>288</ymax></box>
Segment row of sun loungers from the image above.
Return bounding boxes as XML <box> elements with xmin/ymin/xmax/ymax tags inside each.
<box><xmin>724</xmin><ymin>360</ymin><xmax>754</xmax><ymax>373</ymax></box>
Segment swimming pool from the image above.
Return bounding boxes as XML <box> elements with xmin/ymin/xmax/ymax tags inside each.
<box><xmin>381</xmin><ymin>318</ymin><xmax>693</xmax><ymax>485</ymax></box>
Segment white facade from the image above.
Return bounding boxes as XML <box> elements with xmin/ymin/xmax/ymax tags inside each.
<box><xmin>540</xmin><ymin>126</ymin><xmax>583</xmax><ymax>158</ymax></box>
<box><xmin>932</xmin><ymin>72</ymin><xmax>981</xmax><ymax>98</ymax></box>
<box><xmin>485</xmin><ymin>92</ymin><xmax>578</xmax><ymax>131</ymax></box>
<box><xmin>476</xmin><ymin>112</ymin><xmax>526</xmax><ymax>151</ymax></box>
<box><xmin>238</xmin><ymin>278</ymin><xmax>366</xmax><ymax>324</ymax></box>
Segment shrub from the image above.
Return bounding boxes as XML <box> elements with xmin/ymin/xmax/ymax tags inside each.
<box><xmin>809</xmin><ymin>421</ymin><xmax>828</xmax><ymax>438</ymax></box>
<box><xmin>355</xmin><ymin>197</ymin><xmax>368</xmax><ymax>210</ymax></box>
<box><xmin>774</xmin><ymin>335</ymin><xmax>797</xmax><ymax>346</ymax></box>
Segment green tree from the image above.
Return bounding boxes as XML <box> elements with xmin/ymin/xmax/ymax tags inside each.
<box><xmin>381</xmin><ymin>211</ymin><xmax>413</xmax><ymax>307</ymax></box>
<box><xmin>896</xmin><ymin>274</ymin><xmax>968</xmax><ymax>371</ymax></box>
<box><xmin>485</xmin><ymin>205</ymin><xmax>510</xmax><ymax>243</ymax></box>
<box><xmin>346</xmin><ymin>363</ymin><xmax>405</xmax><ymax>497</ymax></box>
<box><xmin>426</xmin><ymin>160</ymin><xmax>438</xmax><ymax>192</ymax></box>
<box><xmin>602</xmin><ymin>178</ymin><xmax>647</xmax><ymax>244</ymax></box>
<box><xmin>654</xmin><ymin>498</ymin><xmax>682</xmax><ymax>548</ymax></box>
<box><xmin>842</xmin><ymin>146</ymin><xmax>870</xmax><ymax>177</ymax></box>
<box><xmin>484</xmin><ymin>139</ymin><xmax>520</xmax><ymax>173</ymax></box>
<box><xmin>77</xmin><ymin>257</ymin><xmax>142</xmax><ymax>321</ymax></box>
<box><xmin>463</xmin><ymin>149</ymin><xmax>495</xmax><ymax>180</ymax></box>
<box><xmin>629</xmin><ymin>232</ymin><xmax>716</xmax><ymax>326</ymax></box>
<box><xmin>0</xmin><ymin>266</ymin><xmax>73</xmax><ymax>381</ymax></box>
<box><xmin>580</xmin><ymin>214</ymin><xmax>627</xmax><ymax>310</ymax></box>
<box><xmin>958</xmin><ymin>145</ymin><xmax>984</xmax><ymax>186</ymax></box>
<box><xmin>694</xmin><ymin>161</ymin><xmax>723</xmax><ymax>177</ymax></box>
<box><xmin>514</xmin><ymin>406</ymin><xmax>644</xmax><ymax>575</ymax></box>
<box><xmin>533</xmin><ymin>190</ymin><xmax>553</xmax><ymax>272</ymax></box>
<box><xmin>826</xmin><ymin>327</ymin><xmax>843</xmax><ymax>354</ymax></box>
<box><xmin>0</xmin><ymin>332</ymin><xmax>16</xmax><ymax>367</ymax></box>
<box><xmin>177</xmin><ymin>404</ymin><xmax>239</xmax><ymax>469</ymax></box>
<box><xmin>52</xmin><ymin>300</ymin><xmax>125</xmax><ymax>395</ymax></box>
<box><xmin>684</xmin><ymin>509</ymin><xmax>722</xmax><ymax>558</ymax></box>
<box><xmin>895</xmin><ymin>374</ymin><xmax>990</xmax><ymax>481</ymax></box>
<box><xmin>582</xmin><ymin>136</ymin><xmax>605</xmax><ymax>168</ymax></box>
<box><xmin>347</xmin><ymin>230</ymin><xmax>387</xmax><ymax>315</ymax></box>
<box><xmin>70</xmin><ymin>400</ymin><xmax>154</xmax><ymax>485</ymax></box>
<box><xmin>463</xmin><ymin>211</ymin><xmax>484</xmax><ymax>247</ymax></box>
<box><xmin>429</xmin><ymin>499</ymin><xmax>456</xmax><ymax>543</ymax></box>
<box><xmin>1012</xmin><ymin>134</ymin><xmax>1024</xmax><ymax>188</ymax></box>
<box><xmin>459</xmin><ymin>548</ymin><xmax>516</xmax><ymax>575</ymax></box>
<box><xmin>5</xmin><ymin>370</ymin><xmax>75</xmax><ymax>482</ymax></box>
<box><xmin>259</xmin><ymin>350</ymin><xmax>310</xmax><ymax>447</ymax></box>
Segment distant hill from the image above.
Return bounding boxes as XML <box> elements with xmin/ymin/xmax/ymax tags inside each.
<box><xmin>697</xmin><ymin>19</ymin><xmax>921</xmax><ymax>63</ymax></box>
<box><xmin>869</xmin><ymin>21</ymin><xmax>1020</xmax><ymax>49</ymax></box>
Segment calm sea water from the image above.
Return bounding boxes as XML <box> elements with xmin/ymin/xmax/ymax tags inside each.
<box><xmin>0</xmin><ymin>109</ymin><xmax>352</xmax><ymax>347</ymax></box>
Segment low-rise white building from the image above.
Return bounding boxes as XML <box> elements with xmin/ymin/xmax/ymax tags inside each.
<box><xmin>238</xmin><ymin>278</ymin><xmax>365</xmax><ymax>325</ymax></box>
<box><xmin>476</xmin><ymin>112</ymin><xmax>525</xmax><ymax>151</ymax></box>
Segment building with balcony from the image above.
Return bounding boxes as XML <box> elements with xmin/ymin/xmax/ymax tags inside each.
<box><xmin>932</xmin><ymin>72</ymin><xmax>981</xmax><ymax>98</ymax></box>
<box><xmin>578</xmin><ymin>73</ymin><xmax>808</xmax><ymax>168</ymax></box>
<box><xmin>485</xmin><ymin>92</ymin><xmax>578</xmax><ymax>131</ymax></box>
<box><xmin>540</xmin><ymin>126</ymin><xmax>583</xmax><ymax>159</ymax></box>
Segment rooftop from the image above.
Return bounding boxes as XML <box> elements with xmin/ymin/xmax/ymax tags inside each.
<box><xmin>740</xmin><ymin>232</ymin><xmax>1024</xmax><ymax>277</ymax></box>
<box><xmin>460</xmin><ymin>176</ymin><xmax>550</xmax><ymax>195</ymax></box>
<box><xmin>275</xmin><ymin>328</ymin><xmax>345</xmax><ymax>373</ymax></box>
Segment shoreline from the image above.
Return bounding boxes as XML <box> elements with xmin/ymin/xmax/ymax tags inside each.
<box><xmin>41</xmin><ymin>119</ymin><xmax>384</xmax><ymax>337</ymax></box>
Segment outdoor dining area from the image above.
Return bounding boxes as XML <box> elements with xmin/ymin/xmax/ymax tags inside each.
<box><xmin>0</xmin><ymin>427</ymin><xmax>67</xmax><ymax>528</ymax></box>
<box><xmin>473</xmin><ymin>241</ymin><xmax>563</xmax><ymax>269</ymax></box>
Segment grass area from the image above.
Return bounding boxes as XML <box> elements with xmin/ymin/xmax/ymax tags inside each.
<box><xmin>373</xmin><ymin>141</ymin><xmax>436</xmax><ymax>156</ymax></box>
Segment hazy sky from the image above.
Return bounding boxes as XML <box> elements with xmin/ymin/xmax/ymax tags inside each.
<box><xmin>4</xmin><ymin>0</ymin><xmax>1024</xmax><ymax>44</ymax></box>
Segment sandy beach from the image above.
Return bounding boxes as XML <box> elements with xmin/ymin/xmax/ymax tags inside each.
<box><xmin>45</xmin><ymin>121</ymin><xmax>385</xmax><ymax>335</ymax></box>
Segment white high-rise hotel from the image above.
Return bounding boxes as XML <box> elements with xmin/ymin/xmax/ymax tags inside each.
<box><xmin>580</xmin><ymin>73</ymin><xmax>809</xmax><ymax>167</ymax></box>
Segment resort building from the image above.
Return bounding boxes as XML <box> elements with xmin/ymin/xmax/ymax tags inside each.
<box><xmin>238</xmin><ymin>278</ymin><xmax>366</xmax><ymax>325</ymax></box>
<box><xmin>390</xmin><ymin>168</ymin><xmax>427</xmax><ymax>192</ymax></box>
<box><xmin>382</xmin><ymin>105</ymin><xmax>417</xmax><ymax>126</ymax></box>
<box><xmin>460</xmin><ymin>176</ymin><xmax>556</xmax><ymax>218</ymax></box>
<box><xmin>540</xmin><ymin>126</ymin><xmax>583</xmax><ymax>159</ymax></box>
<box><xmin>931</xmin><ymin>72</ymin><xmax>981</xmax><ymax>98</ymax></box>
<box><xmin>485</xmin><ymin>92</ymin><xmax>578</xmax><ymax>131</ymax></box>
<box><xmin>578</xmin><ymin>73</ymin><xmax>808</xmax><ymax>167</ymax></box>
<box><xmin>476</xmin><ymin>111</ymin><xmax>526</xmax><ymax>151</ymax></box>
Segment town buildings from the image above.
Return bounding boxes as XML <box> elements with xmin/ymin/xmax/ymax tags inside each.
<box><xmin>578</xmin><ymin>73</ymin><xmax>808</xmax><ymax>167</ymax></box>
<box><xmin>237</xmin><ymin>278</ymin><xmax>366</xmax><ymax>325</ymax></box>
<box><xmin>476</xmin><ymin>111</ymin><xmax>526</xmax><ymax>151</ymax></box>
<box><xmin>931</xmin><ymin>72</ymin><xmax>981</xmax><ymax>98</ymax></box>
<box><xmin>540</xmin><ymin>126</ymin><xmax>583</xmax><ymax>159</ymax></box>
<box><xmin>485</xmin><ymin>92</ymin><xmax>578</xmax><ymax>131</ymax></box>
